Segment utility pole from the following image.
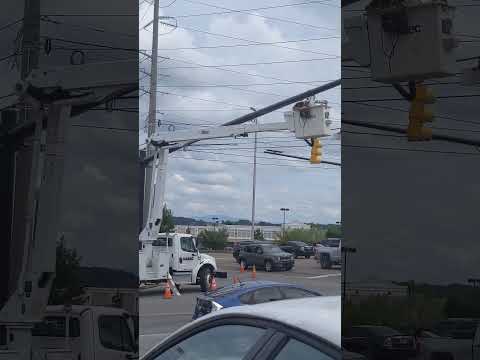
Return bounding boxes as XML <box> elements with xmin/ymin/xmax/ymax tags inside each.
<box><xmin>250</xmin><ymin>107</ymin><xmax>258</xmax><ymax>241</ymax></box>
<box><xmin>342</xmin><ymin>246</ymin><xmax>357</xmax><ymax>309</ymax></box>
<box><xmin>21</xmin><ymin>0</ymin><xmax>40</xmax><ymax>80</ymax></box>
<box><xmin>280</xmin><ymin>208</ymin><xmax>289</xmax><ymax>240</ymax></box>
<box><xmin>147</xmin><ymin>0</ymin><xmax>160</xmax><ymax>147</ymax></box>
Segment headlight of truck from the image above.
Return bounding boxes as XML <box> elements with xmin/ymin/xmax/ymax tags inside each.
<box><xmin>300</xmin><ymin>246</ymin><xmax>305</xmax><ymax>251</ymax></box>
<box><xmin>211</xmin><ymin>301</ymin><xmax>223</xmax><ymax>312</ymax></box>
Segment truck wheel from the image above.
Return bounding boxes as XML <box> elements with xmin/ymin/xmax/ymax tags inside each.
<box><xmin>264</xmin><ymin>260</ymin><xmax>273</xmax><ymax>272</ymax></box>
<box><xmin>199</xmin><ymin>267</ymin><xmax>212</xmax><ymax>292</ymax></box>
<box><xmin>320</xmin><ymin>254</ymin><xmax>332</xmax><ymax>269</ymax></box>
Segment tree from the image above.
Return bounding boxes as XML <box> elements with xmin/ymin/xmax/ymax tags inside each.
<box><xmin>49</xmin><ymin>236</ymin><xmax>83</xmax><ymax>305</ymax></box>
<box><xmin>197</xmin><ymin>228</ymin><xmax>229</xmax><ymax>250</ymax></box>
<box><xmin>159</xmin><ymin>205</ymin><xmax>175</xmax><ymax>233</ymax></box>
<box><xmin>274</xmin><ymin>228</ymin><xmax>326</xmax><ymax>245</ymax></box>
<box><xmin>254</xmin><ymin>229</ymin><xmax>265</xmax><ymax>241</ymax></box>
<box><xmin>325</xmin><ymin>223</ymin><xmax>342</xmax><ymax>238</ymax></box>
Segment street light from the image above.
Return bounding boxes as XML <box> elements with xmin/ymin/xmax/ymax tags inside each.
<box><xmin>280</xmin><ymin>208</ymin><xmax>290</xmax><ymax>239</ymax></box>
<box><xmin>341</xmin><ymin>246</ymin><xmax>357</xmax><ymax>308</ymax></box>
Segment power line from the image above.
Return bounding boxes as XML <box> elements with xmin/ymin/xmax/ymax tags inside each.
<box><xmin>162</xmin><ymin>23</ymin><xmax>340</xmax><ymax>57</ymax></box>
<box><xmin>345</xmin><ymin>101</ymin><xmax>480</xmax><ymax>126</ymax></box>
<box><xmin>155</xmin><ymin>55</ymin><xmax>339</xmax><ymax>88</ymax></box>
<box><xmin>344</xmin><ymin>94</ymin><xmax>480</xmax><ymax>103</ymax></box>
<box><xmin>172</xmin><ymin>153</ymin><xmax>334</xmax><ymax>168</ymax></box>
<box><xmin>160</xmin><ymin>0</ymin><xmax>178</xmax><ymax>8</ymax></box>
<box><xmin>172</xmin><ymin>0</ymin><xmax>338</xmax><ymax>19</ymax></box>
<box><xmin>181</xmin><ymin>0</ymin><xmax>339</xmax><ymax>31</ymax></box>
<box><xmin>41</xmin><ymin>36</ymin><xmax>140</xmax><ymax>53</ymax></box>
<box><xmin>156</xmin><ymin>37</ymin><xmax>340</xmax><ymax>51</ymax></box>
<box><xmin>0</xmin><ymin>18</ymin><xmax>23</xmax><ymax>33</ymax></box>
<box><xmin>343</xmin><ymin>144</ymin><xmax>480</xmax><ymax>156</ymax></box>
<box><xmin>40</xmin><ymin>16</ymin><xmax>137</xmax><ymax>38</ymax></box>
<box><xmin>158</xmin><ymin>58</ymin><xmax>337</xmax><ymax>69</ymax></box>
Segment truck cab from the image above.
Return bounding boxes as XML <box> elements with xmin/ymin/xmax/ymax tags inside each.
<box><xmin>31</xmin><ymin>305</ymin><xmax>137</xmax><ymax>360</ymax></box>
<box><xmin>139</xmin><ymin>232</ymin><xmax>221</xmax><ymax>292</ymax></box>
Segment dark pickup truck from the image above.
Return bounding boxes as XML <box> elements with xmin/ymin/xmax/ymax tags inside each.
<box><xmin>280</xmin><ymin>241</ymin><xmax>315</xmax><ymax>259</ymax></box>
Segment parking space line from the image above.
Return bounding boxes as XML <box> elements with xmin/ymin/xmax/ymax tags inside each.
<box><xmin>306</xmin><ymin>274</ymin><xmax>341</xmax><ymax>279</ymax></box>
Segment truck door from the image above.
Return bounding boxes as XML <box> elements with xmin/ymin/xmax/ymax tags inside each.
<box><xmin>474</xmin><ymin>324</ymin><xmax>480</xmax><ymax>360</ymax></box>
<box><xmin>175</xmin><ymin>236</ymin><xmax>198</xmax><ymax>272</ymax></box>
<box><xmin>94</xmin><ymin>313</ymin><xmax>137</xmax><ymax>360</ymax></box>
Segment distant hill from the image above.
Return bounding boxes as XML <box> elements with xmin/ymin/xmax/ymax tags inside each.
<box><xmin>173</xmin><ymin>216</ymin><xmax>281</xmax><ymax>226</ymax></box>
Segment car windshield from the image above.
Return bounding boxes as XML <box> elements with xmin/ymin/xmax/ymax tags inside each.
<box><xmin>263</xmin><ymin>245</ymin><xmax>283</xmax><ymax>253</ymax></box>
<box><xmin>292</xmin><ymin>241</ymin><xmax>308</xmax><ymax>246</ymax></box>
<box><xmin>322</xmin><ymin>239</ymin><xmax>340</xmax><ymax>247</ymax></box>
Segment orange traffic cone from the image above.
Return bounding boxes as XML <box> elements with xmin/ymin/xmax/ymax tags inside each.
<box><xmin>209</xmin><ymin>277</ymin><xmax>217</xmax><ymax>291</ymax></box>
<box><xmin>163</xmin><ymin>281</ymin><xmax>173</xmax><ymax>299</ymax></box>
<box><xmin>240</xmin><ymin>263</ymin><xmax>245</xmax><ymax>273</ymax></box>
<box><xmin>252</xmin><ymin>265</ymin><xmax>257</xmax><ymax>280</ymax></box>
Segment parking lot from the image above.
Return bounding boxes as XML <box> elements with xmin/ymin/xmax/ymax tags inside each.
<box><xmin>139</xmin><ymin>252</ymin><xmax>341</xmax><ymax>355</ymax></box>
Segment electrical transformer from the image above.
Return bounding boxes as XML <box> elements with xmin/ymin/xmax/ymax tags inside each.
<box><xmin>366</xmin><ymin>0</ymin><xmax>458</xmax><ymax>83</ymax></box>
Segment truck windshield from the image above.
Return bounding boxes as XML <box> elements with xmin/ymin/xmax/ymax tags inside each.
<box><xmin>181</xmin><ymin>237</ymin><xmax>197</xmax><ymax>252</ymax></box>
<box><xmin>98</xmin><ymin>315</ymin><xmax>135</xmax><ymax>353</ymax></box>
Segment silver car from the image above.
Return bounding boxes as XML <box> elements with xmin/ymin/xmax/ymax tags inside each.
<box><xmin>141</xmin><ymin>296</ymin><xmax>341</xmax><ymax>359</ymax></box>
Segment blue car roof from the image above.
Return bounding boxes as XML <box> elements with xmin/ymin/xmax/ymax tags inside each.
<box><xmin>200</xmin><ymin>280</ymin><xmax>320</xmax><ymax>300</ymax></box>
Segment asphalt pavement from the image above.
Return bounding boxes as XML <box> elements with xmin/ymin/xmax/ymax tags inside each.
<box><xmin>139</xmin><ymin>253</ymin><xmax>341</xmax><ymax>356</ymax></box>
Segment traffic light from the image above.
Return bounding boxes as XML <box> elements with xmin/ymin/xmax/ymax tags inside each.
<box><xmin>407</xmin><ymin>83</ymin><xmax>435</xmax><ymax>141</ymax></box>
<box><xmin>310</xmin><ymin>138</ymin><xmax>322</xmax><ymax>164</ymax></box>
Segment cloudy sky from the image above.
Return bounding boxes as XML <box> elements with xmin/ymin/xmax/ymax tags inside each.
<box><xmin>139</xmin><ymin>0</ymin><xmax>341</xmax><ymax>224</ymax></box>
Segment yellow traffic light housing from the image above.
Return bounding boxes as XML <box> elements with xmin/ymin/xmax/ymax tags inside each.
<box><xmin>407</xmin><ymin>83</ymin><xmax>435</xmax><ymax>141</ymax></box>
<box><xmin>310</xmin><ymin>138</ymin><xmax>322</xmax><ymax>164</ymax></box>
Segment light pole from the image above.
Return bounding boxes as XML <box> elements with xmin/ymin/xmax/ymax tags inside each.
<box><xmin>342</xmin><ymin>246</ymin><xmax>357</xmax><ymax>309</ymax></box>
<box><xmin>250</xmin><ymin>107</ymin><xmax>258</xmax><ymax>241</ymax></box>
<box><xmin>280</xmin><ymin>208</ymin><xmax>290</xmax><ymax>240</ymax></box>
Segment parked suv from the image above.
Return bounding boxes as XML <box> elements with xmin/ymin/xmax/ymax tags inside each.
<box><xmin>281</xmin><ymin>241</ymin><xmax>315</xmax><ymax>258</ymax></box>
<box><xmin>238</xmin><ymin>244</ymin><xmax>294</xmax><ymax>272</ymax></box>
<box><xmin>232</xmin><ymin>241</ymin><xmax>269</xmax><ymax>263</ymax></box>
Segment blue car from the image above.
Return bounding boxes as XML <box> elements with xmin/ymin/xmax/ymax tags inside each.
<box><xmin>192</xmin><ymin>280</ymin><xmax>321</xmax><ymax>319</ymax></box>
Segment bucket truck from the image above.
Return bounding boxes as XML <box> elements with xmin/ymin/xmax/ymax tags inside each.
<box><xmin>138</xmin><ymin>96</ymin><xmax>334</xmax><ymax>292</ymax></box>
<box><xmin>0</xmin><ymin>60</ymin><xmax>138</xmax><ymax>360</ymax></box>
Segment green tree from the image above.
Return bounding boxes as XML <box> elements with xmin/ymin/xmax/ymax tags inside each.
<box><xmin>159</xmin><ymin>205</ymin><xmax>175</xmax><ymax>233</ymax></box>
<box><xmin>274</xmin><ymin>228</ymin><xmax>326</xmax><ymax>245</ymax></box>
<box><xmin>197</xmin><ymin>228</ymin><xmax>229</xmax><ymax>250</ymax></box>
<box><xmin>49</xmin><ymin>236</ymin><xmax>83</xmax><ymax>305</ymax></box>
<box><xmin>326</xmin><ymin>224</ymin><xmax>342</xmax><ymax>238</ymax></box>
<box><xmin>254</xmin><ymin>229</ymin><xmax>265</xmax><ymax>241</ymax></box>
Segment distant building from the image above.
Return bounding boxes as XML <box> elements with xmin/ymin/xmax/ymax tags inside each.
<box><xmin>175</xmin><ymin>223</ymin><xmax>310</xmax><ymax>243</ymax></box>
<box><xmin>346</xmin><ymin>281</ymin><xmax>409</xmax><ymax>304</ymax></box>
